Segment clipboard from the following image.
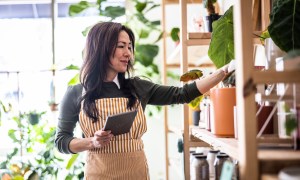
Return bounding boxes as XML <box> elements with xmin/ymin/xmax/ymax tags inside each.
<box><xmin>103</xmin><ymin>110</ymin><xmax>138</xmax><ymax>136</ymax></box>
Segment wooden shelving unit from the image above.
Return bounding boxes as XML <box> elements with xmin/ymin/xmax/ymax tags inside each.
<box><xmin>191</xmin><ymin>127</ymin><xmax>300</xmax><ymax>175</ymax></box>
<box><xmin>161</xmin><ymin>0</ymin><xmax>300</xmax><ymax>179</ymax></box>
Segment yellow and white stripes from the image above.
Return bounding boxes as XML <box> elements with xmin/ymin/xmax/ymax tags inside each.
<box><xmin>79</xmin><ymin>97</ymin><xmax>147</xmax><ymax>153</ymax></box>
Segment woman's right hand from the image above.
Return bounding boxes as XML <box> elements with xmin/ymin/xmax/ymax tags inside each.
<box><xmin>92</xmin><ymin>130</ymin><xmax>114</xmax><ymax>148</ymax></box>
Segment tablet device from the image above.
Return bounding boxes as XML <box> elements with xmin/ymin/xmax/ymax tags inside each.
<box><xmin>103</xmin><ymin>110</ymin><xmax>138</xmax><ymax>136</ymax></box>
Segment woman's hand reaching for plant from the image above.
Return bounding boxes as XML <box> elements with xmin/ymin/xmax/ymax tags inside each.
<box><xmin>221</xmin><ymin>59</ymin><xmax>236</xmax><ymax>74</ymax></box>
<box><xmin>92</xmin><ymin>130</ymin><xmax>114</xmax><ymax>148</ymax></box>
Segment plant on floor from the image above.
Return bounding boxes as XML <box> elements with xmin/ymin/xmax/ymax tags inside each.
<box><xmin>0</xmin><ymin>109</ymin><xmax>84</xmax><ymax>180</ymax></box>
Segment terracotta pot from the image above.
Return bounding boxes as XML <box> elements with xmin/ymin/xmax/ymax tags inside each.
<box><xmin>210</xmin><ymin>87</ymin><xmax>236</xmax><ymax>137</ymax></box>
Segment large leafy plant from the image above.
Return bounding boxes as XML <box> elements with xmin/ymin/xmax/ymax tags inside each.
<box><xmin>207</xmin><ymin>6</ymin><xmax>234</xmax><ymax>69</ymax></box>
<box><xmin>268</xmin><ymin>0</ymin><xmax>300</xmax><ymax>52</ymax></box>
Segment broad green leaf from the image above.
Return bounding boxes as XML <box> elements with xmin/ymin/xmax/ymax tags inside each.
<box><xmin>268</xmin><ymin>0</ymin><xmax>300</xmax><ymax>52</ymax></box>
<box><xmin>101</xmin><ymin>6</ymin><xmax>125</xmax><ymax>19</ymax></box>
<box><xmin>135</xmin><ymin>2</ymin><xmax>147</xmax><ymax>12</ymax></box>
<box><xmin>208</xmin><ymin>6</ymin><xmax>234</xmax><ymax>68</ymax></box>
<box><xmin>135</xmin><ymin>44</ymin><xmax>159</xmax><ymax>66</ymax></box>
<box><xmin>69</xmin><ymin>1</ymin><xmax>95</xmax><ymax>16</ymax></box>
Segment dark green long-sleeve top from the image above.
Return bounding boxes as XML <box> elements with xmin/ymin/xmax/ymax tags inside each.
<box><xmin>55</xmin><ymin>77</ymin><xmax>201</xmax><ymax>154</ymax></box>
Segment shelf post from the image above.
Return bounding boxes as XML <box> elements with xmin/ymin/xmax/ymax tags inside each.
<box><xmin>179</xmin><ymin>0</ymin><xmax>190</xmax><ymax>179</ymax></box>
<box><xmin>234</xmin><ymin>1</ymin><xmax>259</xmax><ymax>180</ymax></box>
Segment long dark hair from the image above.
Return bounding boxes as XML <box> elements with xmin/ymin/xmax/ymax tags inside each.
<box><xmin>80</xmin><ymin>22</ymin><xmax>137</xmax><ymax>122</ymax></box>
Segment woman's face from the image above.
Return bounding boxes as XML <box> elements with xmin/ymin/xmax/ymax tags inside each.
<box><xmin>107</xmin><ymin>30</ymin><xmax>133</xmax><ymax>80</ymax></box>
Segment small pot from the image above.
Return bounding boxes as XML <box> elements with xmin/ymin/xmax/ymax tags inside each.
<box><xmin>205</xmin><ymin>14</ymin><xmax>221</xmax><ymax>32</ymax></box>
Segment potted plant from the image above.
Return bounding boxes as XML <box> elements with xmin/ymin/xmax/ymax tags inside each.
<box><xmin>180</xmin><ymin>69</ymin><xmax>204</xmax><ymax>126</ymax></box>
<box><xmin>202</xmin><ymin>6</ymin><xmax>236</xmax><ymax>136</ymax></box>
<box><xmin>203</xmin><ymin>0</ymin><xmax>221</xmax><ymax>32</ymax></box>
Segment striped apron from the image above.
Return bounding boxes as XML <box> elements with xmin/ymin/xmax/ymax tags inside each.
<box><xmin>79</xmin><ymin>97</ymin><xmax>150</xmax><ymax>180</ymax></box>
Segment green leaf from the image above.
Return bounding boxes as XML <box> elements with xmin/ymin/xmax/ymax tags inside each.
<box><xmin>64</xmin><ymin>64</ymin><xmax>80</xmax><ymax>70</ymax></box>
<box><xmin>154</xmin><ymin>32</ymin><xmax>163</xmax><ymax>43</ymax></box>
<box><xmin>170</xmin><ymin>27</ymin><xmax>180</xmax><ymax>42</ymax></box>
<box><xmin>97</xmin><ymin>0</ymin><xmax>106</xmax><ymax>5</ymax></box>
<box><xmin>145</xmin><ymin>4</ymin><xmax>161</xmax><ymax>14</ymax></box>
<box><xmin>69</xmin><ymin>1</ymin><xmax>95</xmax><ymax>16</ymax></box>
<box><xmin>68</xmin><ymin>73</ymin><xmax>80</xmax><ymax>86</ymax></box>
<box><xmin>188</xmin><ymin>96</ymin><xmax>203</xmax><ymax>110</ymax></box>
<box><xmin>135</xmin><ymin>2</ymin><xmax>147</xmax><ymax>12</ymax></box>
<box><xmin>150</xmin><ymin>20</ymin><xmax>160</xmax><ymax>26</ymax></box>
<box><xmin>8</xmin><ymin>129</ymin><xmax>17</xmax><ymax>142</ymax></box>
<box><xmin>259</xmin><ymin>30</ymin><xmax>270</xmax><ymax>45</ymax></box>
<box><xmin>285</xmin><ymin>116</ymin><xmax>297</xmax><ymax>136</ymax></box>
<box><xmin>268</xmin><ymin>0</ymin><xmax>300</xmax><ymax>52</ymax></box>
<box><xmin>100</xmin><ymin>6</ymin><xmax>125</xmax><ymax>20</ymax></box>
<box><xmin>208</xmin><ymin>6</ymin><xmax>234</xmax><ymax>68</ymax></box>
<box><xmin>135</xmin><ymin>44</ymin><xmax>159</xmax><ymax>66</ymax></box>
<box><xmin>66</xmin><ymin>154</ymin><xmax>79</xmax><ymax>169</ymax></box>
<box><xmin>139</xmin><ymin>29</ymin><xmax>150</xmax><ymax>39</ymax></box>
<box><xmin>135</xmin><ymin>13</ymin><xmax>149</xmax><ymax>24</ymax></box>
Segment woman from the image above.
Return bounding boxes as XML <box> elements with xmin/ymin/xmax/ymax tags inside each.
<box><xmin>55</xmin><ymin>22</ymin><xmax>231</xmax><ymax>179</ymax></box>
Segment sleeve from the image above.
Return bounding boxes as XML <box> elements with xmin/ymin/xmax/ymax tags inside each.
<box><xmin>132</xmin><ymin>77</ymin><xmax>202</xmax><ymax>106</ymax></box>
<box><xmin>55</xmin><ymin>85</ymin><xmax>82</xmax><ymax>154</ymax></box>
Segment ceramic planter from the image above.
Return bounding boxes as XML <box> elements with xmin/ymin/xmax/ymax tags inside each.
<box><xmin>210</xmin><ymin>87</ymin><xmax>236</xmax><ymax>137</ymax></box>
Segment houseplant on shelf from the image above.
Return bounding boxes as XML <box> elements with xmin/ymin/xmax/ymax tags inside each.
<box><xmin>203</xmin><ymin>0</ymin><xmax>221</xmax><ymax>32</ymax></box>
<box><xmin>180</xmin><ymin>69</ymin><xmax>204</xmax><ymax>126</ymax></box>
<box><xmin>205</xmin><ymin>6</ymin><xmax>236</xmax><ymax>137</ymax></box>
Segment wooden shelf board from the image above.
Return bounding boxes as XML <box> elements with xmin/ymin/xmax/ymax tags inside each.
<box><xmin>259</xmin><ymin>149</ymin><xmax>300</xmax><ymax>174</ymax></box>
<box><xmin>189</xmin><ymin>141</ymin><xmax>209</xmax><ymax>147</ymax></box>
<box><xmin>258</xmin><ymin>135</ymin><xmax>293</xmax><ymax>144</ymax></box>
<box><xmin>191</xmin><ymin>127</ymin><xmax>300</xmax><ymax>163</ymax></box>
<box><xmin>188</xmin><ymin>32</ymin><xmax>211</xmax><ymax>39</ymax></box>
<box><xmin>261</xmin><ymin>174</ymin><xmax>278</xmax><ymax>180</ymax></box>
<box><xmin>187</xmin><ymin>39</ymin><xmax>211</xmax><ymax>46</ymax></box>
<box><xmin>253</xmin><ymin>70</ymin><xmax>300</xmax><ymax>84</ymax></box>
<box><xmin>191</xmin><ymin>127</ymin><xmax>239</xmax><ymax>159</ymax></box>
<box><xmin>258</xmin><ymin>149</ymin><xmax>300</xmax><ymax>161</ymax></box>
<box><xmin>260</xmin><ymin>94</ymin><xmax>294</xmax><ymax>102</ymax></box>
